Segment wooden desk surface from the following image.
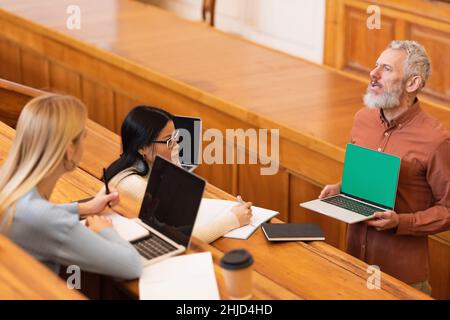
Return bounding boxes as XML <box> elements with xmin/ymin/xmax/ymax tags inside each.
<box><xmin>0</xmin><ymin>0</ymin><xmax>448</xmax><ymax>165</ymax></box>
<box><xmin>0</xmin><ymin>233</ymin><xmax>85</xmax><ymax>299</ymax></box>
<box><xmin>0</xmin><ymin>120</ymin><xmax>431</xmax><ymax>299</ymax></box>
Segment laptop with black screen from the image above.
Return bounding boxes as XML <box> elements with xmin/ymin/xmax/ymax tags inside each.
<box><xmin>130</xmin><ymin>155</ymin><xmax>205</xmax><ymax>265</ymax></box>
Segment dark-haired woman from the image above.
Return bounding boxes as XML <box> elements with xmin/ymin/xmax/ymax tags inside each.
<box><xmin>105</xmin><ymin>106</ymin><xmax>253</xmax><ymax>244</ymax></box>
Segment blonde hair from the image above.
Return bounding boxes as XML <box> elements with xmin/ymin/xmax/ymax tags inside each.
<box><xmin>0</xmin><ymin>94</ymin><xmax>87</xmax><ymax>231</ymax></box>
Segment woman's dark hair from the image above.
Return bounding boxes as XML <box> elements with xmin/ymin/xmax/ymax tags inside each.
<box><xmin>105</xmin><ymin>105</ymin><xmax>174</xmax><ymax>182</ymax></box>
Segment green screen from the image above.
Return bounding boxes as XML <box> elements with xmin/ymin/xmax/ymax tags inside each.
<box><xmin>341</xmin><ymin>144</ymin><xmax>401</xmax><ymax>209</ymax></box>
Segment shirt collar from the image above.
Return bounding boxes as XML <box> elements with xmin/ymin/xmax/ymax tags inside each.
<box><xmin>379</xmin><ymin>98</ymin><xmax>422</xmax><ymax>129</ymax></box>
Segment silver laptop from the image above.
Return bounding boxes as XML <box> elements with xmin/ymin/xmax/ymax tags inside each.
<box><xmin>173</xmin><ymin>115</ymin><xmax>202</xmax><ymax>172</ymax></box>
<box><xmin>130</xmin><ymin>155</ymin><xmax>205</xmax><ymax>266</ymax></box>
<box><xmin>300</xmin><ymin>144</ymin><xmax>401</xmax><ymax>224</ymax></box>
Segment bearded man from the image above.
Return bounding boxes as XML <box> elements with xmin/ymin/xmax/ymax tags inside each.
<box><xmin>319</xmin><ymin>40</ymin><xmax>450</xmax><ymax>295</ymax></box>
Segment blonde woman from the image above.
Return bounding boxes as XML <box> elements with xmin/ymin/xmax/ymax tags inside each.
<box><xmin>0</xmin><ymin>94</ymin><xmax>142</xmax><ymax>280</ymax></box>
<box><xmin>105</xmin><ymin>106</ymin><xmax>253</xmax><ymax>244</ymax></box>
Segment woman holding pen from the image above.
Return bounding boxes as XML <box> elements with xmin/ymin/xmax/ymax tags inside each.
<box><xmin>104</xmin><ymin>105</ymin><xmax>253</xmax><ymax>244</ymax></box>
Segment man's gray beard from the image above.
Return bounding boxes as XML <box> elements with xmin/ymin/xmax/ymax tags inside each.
<box><xmin>363</xmin><ymin>85</ymin><xmax>402</xmax><ymax>110</ymax></box>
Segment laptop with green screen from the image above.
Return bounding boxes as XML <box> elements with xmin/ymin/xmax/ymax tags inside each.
<box><xmin>300</xmin><ymin>144</ymin><xmax>401</xmax><ymax>224</ymax></box>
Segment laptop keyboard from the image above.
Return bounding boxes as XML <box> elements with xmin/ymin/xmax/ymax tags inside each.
<box><xmin>132</xmin><ymin>231</ymin><xmax>178</xmax><ymax>260</ymax></box>
<box><xmin>321</xmin><ymin>195</ymin><xmax>381</xmax><ymax>217</ymax></box>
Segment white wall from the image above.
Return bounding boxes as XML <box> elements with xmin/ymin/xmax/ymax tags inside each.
<box><xmin>144</xmin><ymin>0</ymin><xmax>325</xmax><ymax>64</ymax></box>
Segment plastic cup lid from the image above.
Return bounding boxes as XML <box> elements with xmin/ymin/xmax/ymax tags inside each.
<box><xmin>220</xmin><ymin>249</ymin><xmax>254</xmax><ymax>270</ymax></box>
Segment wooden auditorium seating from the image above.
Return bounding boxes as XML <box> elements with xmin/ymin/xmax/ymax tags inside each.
<box><xmin>0</xmin><ymin>79</ymin><xmax>432</xmax><ymax>299</ymax></box>
<box><xmin>0</xmin><ymin>0</ymin><xmax>448</xmax><ymax>299</ymax></box>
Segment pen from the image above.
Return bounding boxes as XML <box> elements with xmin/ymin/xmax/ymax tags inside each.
<box><xmin>103</xmin><ymin>168</ymin><xmax>111</xmax><ymax>208</ymax></box>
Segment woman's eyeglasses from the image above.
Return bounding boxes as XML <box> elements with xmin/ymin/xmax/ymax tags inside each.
<box><xmin>152</xmin><ymin>129</ymin><xmax>180</xmax><ymax>149</ymax></box>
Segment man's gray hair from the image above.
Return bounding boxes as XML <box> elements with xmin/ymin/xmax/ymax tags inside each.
<box><xmin>388</xmin><ymin>40</ymin><xmax>431</xmax><ymax>90</ymax></box>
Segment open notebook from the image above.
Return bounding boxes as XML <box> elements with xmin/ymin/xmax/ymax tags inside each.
<box><xmin>195</xmin><ymin>198</ymin><xmax>279</xmax><ymax>240</ymax></box>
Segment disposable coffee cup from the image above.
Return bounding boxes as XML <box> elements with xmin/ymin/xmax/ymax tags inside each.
<box><xmin>220</xmin><ymin>249</ymin><xmax>254</xmax><ymax>300</ymax></box>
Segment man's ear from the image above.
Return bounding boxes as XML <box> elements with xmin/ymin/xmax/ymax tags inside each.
<box><xmin>406</xmin><ymin>76</ymin><xmax>422</xmax><ymax>93</ymax></box>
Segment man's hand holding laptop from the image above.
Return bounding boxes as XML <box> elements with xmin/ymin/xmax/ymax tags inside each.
<box><xmin>318</xmin><ymin>182</ymin><xmax>341</xmax><ymax>199</ymax></box>
<box><xmin>301</xmin><ymin>144</ymin><xmax>401</xmax><ymax>225</ymax></box>
<box><xmin>366</xmin><ymin>211</ymin><xmax>399</xmax><ymax>231</ymax></box>
<box><xmin>319</xmin><ymin>182</ymin><xmax>399</xmax><ymax>230</ymax></box>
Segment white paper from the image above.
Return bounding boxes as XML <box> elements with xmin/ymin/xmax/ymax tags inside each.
<box><xmin>196</xmin><ymin>198</ymin><xmax>279</xmax><ymax>240</ymax></box>
<box><xmin>80</xmin><ymin>212</ymin><xmax>149</xmax><ymax>242</ymax></box>
<box><xmin>139</xmin><ymin>252</ymin><xmax>220</xmax><ymax>300</ymax></box>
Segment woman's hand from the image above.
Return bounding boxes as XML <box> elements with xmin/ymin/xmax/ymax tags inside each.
<box><xmin>78</xmin><ymin>187</ymin><xmax>119</xmax><ymax>216</ymax></box>
<box><xmin>85</xmin><ymin>215</ymin><xmax>113</xmax><ymax>233</ymax></box>
<box><xmin>231</xmin><ymin>202</ymin><xmax>253</xmax><ymax>227</ymax></box>
<box><xmin>318</xmin><ymin>182</ymin><xmax>341</xmax><ymax>199</ymax></box>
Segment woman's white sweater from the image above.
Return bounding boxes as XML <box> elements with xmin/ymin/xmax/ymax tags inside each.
<box><xmin>110</xmin><ymin>168</ymin><xmax>240</xmax><ymax>244</ymax></box>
